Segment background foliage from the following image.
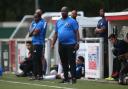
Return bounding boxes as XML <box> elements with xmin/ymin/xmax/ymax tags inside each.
<box><xmin>0</xmin><ymin>0</ymin><xmax>128</xmax><ymax>21</ymax></box>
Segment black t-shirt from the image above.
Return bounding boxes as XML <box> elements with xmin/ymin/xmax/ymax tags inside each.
<box><xmin>113</xmin><ymin>40</ymin><xmax>128</xmax><ymax>56</ymax></box>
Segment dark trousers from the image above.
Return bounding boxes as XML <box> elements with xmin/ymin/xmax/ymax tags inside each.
<box><xmin>103</xmin><ymin>40</ymin><xmax>109</xmax><ymax>77</ymax></box>
<box><xmin>32</xmin><ymin>45</ymin><xmax>43</xmax><ymax>77</ymax></box>
<box><xmin>113</xmin><ymin>58</ymin><xmax>121</xmax><ymax>73</ymax></box>
<box><xmin>20</xmin><ymin>60</ymin><xmax>33</xmax><ymax>75</ymax></box>
<box><xmin>119</xmin><ymin>61</ymin><xmax>128</xmax><ymax>81</ymax></box>
<box><xmin>59</xmin><ymin>43</ymin><xmax>76</xmax><ymax>80</ymax></box>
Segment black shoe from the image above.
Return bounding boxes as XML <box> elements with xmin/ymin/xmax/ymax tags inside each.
<box><xmin>16</xmin><ymin>73</ymin><xmax>27</xmax><ymax>77</ymax></box>
<box><xmin>37</xmin><ymin>76</ymin><xmax>43</xmax><ymax>80</ymax></box>
<box><xmin>29</xmin><ymin>76</ymin><xmax>37</xmax><ymax>80</ymax></box>
<box><xmin>59</xmin><ymin>79</ymin><xmax>70</xmax><ymax>84</ymax></box>
<box><xmin>21</xmin><ymin>74</ymin><xmax>27</xmax><ymax>77</ymax></box>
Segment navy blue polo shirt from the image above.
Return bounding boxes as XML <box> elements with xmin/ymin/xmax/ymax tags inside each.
<box><xmin>97</xmin><ymin>17</ymin><xmax>108</xmax><ymax>40</ymax></box>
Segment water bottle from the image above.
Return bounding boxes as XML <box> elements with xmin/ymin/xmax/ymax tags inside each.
<box><xmin>81</xmin><ymin>67</ymin><xmax>85</xmax><ymax>76</ymax></box>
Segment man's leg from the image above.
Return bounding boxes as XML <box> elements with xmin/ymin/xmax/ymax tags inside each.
<box><xmin>119</xmin><ymin>61</ymin><xmax>128</xmax><ymax>84</ymax></box>
<box><xmin>59</xmin><ymin>44</ymin><xmax>69</xmax><ymax>82</ymax></box>
<box><xmin>32</xmin><ymin>45</ymin><xmax>39</xmax><ymax>78</ymax></box>
<box><xmin>104</xmin><ymin>41</ymin><xmax>108</xmax><ymax>78</ymax></box>
<box><xmin>68</xmin><ymin>45</ymin><xmax>76</xmax><ymax>83</ymax></box>
<box><xmin>36</xmin><ymin>45</ymin><xmax>43</xmax><ymax>79</ymax></box>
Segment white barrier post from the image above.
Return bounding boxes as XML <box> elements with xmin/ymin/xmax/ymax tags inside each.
<box><xmin>45</xmin><ymin>39</ymin><xmax>51</xmax><ymax>75</ymax></box>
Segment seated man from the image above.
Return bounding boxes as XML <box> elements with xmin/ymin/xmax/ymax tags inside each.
<box><xmin>76</xmin><ymin>56</ymin><xmax>85</xmax><ymax>79</ymax></box>
<box><xmin>108</xmin><ymin>34</ymin><xmax>128</xmax><ymax>83</ymax></box>
<box><xmin>56</xmin><ymin>56</ymin><xmax>85</xmax><ymax>79</ymax></box>
<box><xmin>43</xmin><ymin>56</ymin><xmax>85</xmax><ymax>80</ymax></box>
<box><xmin>16</xmin><ymin>41</ymin><xmax>33</xmax><ymax>77</ymax></box>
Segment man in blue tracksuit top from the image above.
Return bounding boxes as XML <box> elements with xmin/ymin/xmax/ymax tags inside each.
<box><xmin>29</xmin><ymin>9</ymin><xmax>47</xmax><ymax>80</ymax></box>
<box><xmin>51</xmin><ymin>6</ymin><xmax>80</xmax><ymax>84</ymax></box>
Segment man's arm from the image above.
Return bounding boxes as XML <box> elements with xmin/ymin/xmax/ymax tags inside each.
<box><xmin>51</xmin><ymin>32</ymin><xmax>58</xmax><ymax>49</ymax></box>
<box><xmin>29</xmin><ymin>23</ymin><xmax>34</xmax><ymax>37</ymax></box>
<box><xmin>72</xmin><ymin>19</ymin><xmax>80</xmax><ymax>50</ymax></box>
<box><xmin>76</xmin><ymin>29</ymin><xmax>80</xmax><ymax>43</ymax></box>
<box><xmin>117</xmin><ymin>52</ymin><xmax>128</xmax><ymax>60</ymax></box>
<box><xmin>95</xmin><ymin>19</ymin><xmax>108</xmax><ymax>34</ymax></box>
<box><xmin>74</xmin><ymin>29</ymin><xmax>80</xmax><ymax>50</ymax></box>
<box><xmin>95</xmin><ymin>27</ymin><xmax>106</xmax><ymax>34</ymax></box>
<box><xmin>29</xmin><ymin>29</ymin><xmax>40</xmax><ymax>36</ymax></box>
<box><xmin>32</xmin><ymin>29</ymin><xmax>40</xmax><ymax>36</ymax></box>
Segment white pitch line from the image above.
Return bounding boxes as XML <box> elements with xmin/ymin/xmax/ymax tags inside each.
<box><xmin>0</xmin><ymin>80</ymin><xmax>76</xmax><ymax>89</ymax></box>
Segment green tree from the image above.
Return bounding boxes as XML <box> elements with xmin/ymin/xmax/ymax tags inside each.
<box><xmin>0</xmin><ymin>0</ymin><xmax>128</xmax><ymax>21</ymax></box>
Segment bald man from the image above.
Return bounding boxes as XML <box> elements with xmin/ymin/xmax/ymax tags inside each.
<box><xmin>51</xmin><ymin>6</ymin><xmax>80</xmax><ymax>84</ymax></box>
<box><xmin>71</xmin><ymin>10</ymin><xmax>77</xmax><ymax>20</ymax></box>
<box><xmin>29</xmin><ymin>9</ymin><xmax>47</xmax><ymax>80</ymax></box>
<box><xmin>35</xmin><ymin>9</ymin><xmax>43</xmax><ymax>16</ymax></box>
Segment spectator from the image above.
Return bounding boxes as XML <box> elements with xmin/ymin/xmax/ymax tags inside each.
<box><xmin>106</xmin><ymin>34</ymin><xmax>121</xmax><ymax>80</ymax></box>
<box><xmin>76</xmin><ymin>56</ymin><xmax>85</xmax><ymax>79</ymax></box>
<box><xmin>95</xmin><ymin>8</ymin><xmax>108</xmax><ymax>78</ymax></box>
<box><xmin>107</xmin><ymin>34</ymin><xmax>128</xmax><ymax>83</ymax></box>
<box><xmin>29</xmin><ymin>9</ymin><xmax>47</xmax><ymax>80</ymax></box>
<box><xmin>71</xmin><ymin>9</ymin><xmax>77</xmax><ymax>20</ymax></box>
<box><xmin>16</xmin><ymin>41</ymin><xmax>33</xmax><ymax>77</ymax></box>
<box><xmin>119</xmin><ymin>33</ymin><xmax>128</xmax><ymax>84</ymax></box>
<box><xmin>43</xmin><ymin>56</ymin><xmax>85</xmax><ymax>80</ymax></box>
<box><xmin>51</xmin><ymin>6</ymin><xmax>80</xmax><ymax>84</ymax></box>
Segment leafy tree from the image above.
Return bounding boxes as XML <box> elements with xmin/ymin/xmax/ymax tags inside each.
<box><xmin>0</xmin><ymin>0</ymin><xmax>127</xmax><ymax>21</ymax></box>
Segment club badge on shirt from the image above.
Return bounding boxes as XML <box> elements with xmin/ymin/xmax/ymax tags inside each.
<box><xmin>65</xmin><ymin>22</ymin><xmax>71</xmax><ymax>28</ymax></box>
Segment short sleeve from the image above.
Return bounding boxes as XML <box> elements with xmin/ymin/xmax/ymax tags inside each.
<box><xmin>43</xmin><ymin>22</ymin><xmax>47</xmax><ymax>30</ymax></box>
<box><xmin>101</xmin><ymin>19</ymin><xmax>108</xmax><ymax>30</ymax></box>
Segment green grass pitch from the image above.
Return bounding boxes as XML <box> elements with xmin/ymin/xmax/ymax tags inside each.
<box><xmin>0</xmin><ymin>73</ymin><xmax>128</xmax><ymax>89</ymax></box>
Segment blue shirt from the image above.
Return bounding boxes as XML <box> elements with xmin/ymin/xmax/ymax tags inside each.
<box><xmin>55</xmin><ymin>17</ymin><xmax>79</xmax><ymax>44</ymax></box>
<box><xmin>97</xmin><ymin>17</ymin><xmax>108</xmax><ymax>40</ymax></box>
<box><xmin>76</xmin><ymin>64</ymin><xmax>85</xmax><ymax>78</ymax></box>
<box><xmin>31</xmin><ymin>19</ymin><xmax>47</xmax><ymax>45</ymax></box>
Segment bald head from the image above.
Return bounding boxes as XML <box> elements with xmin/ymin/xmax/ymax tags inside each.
<box><xmin>61</xmin><ymin>6</ymin><xmax>68</xmax><ymax>12</ymax></box>
<box><xmin>35</xmin><ymin>9</ymin><xmax>42</xmax><ymax>16</ymax></box>
<box><xmin>61</xmin><ymin>6</ymin><xmax>68</xmax><ymax>19</ymax></box>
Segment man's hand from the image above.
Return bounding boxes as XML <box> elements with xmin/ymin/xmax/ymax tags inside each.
<box><xmin>50</xmin><ymin>39</ymin><xmax>54</xmax><ymax>49</ymax></box>
<box><xmin>29</xmin><ymin>29</ymin><xmax>34</xmax><ymax>37</ymax></box>
<box><xmin>95</xmin><ymin>28</ymin><xmax>101</xmax><ymax>33</ymax></box>
<box><xmin>50</xmin><ymin>32</ymin><xmax>57</xmax><ymax>49</ymax></box>
<box><xmin>51</xmin><ymin>44</ymin><xmax>54</xmax><ymax>49</ymax></box>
